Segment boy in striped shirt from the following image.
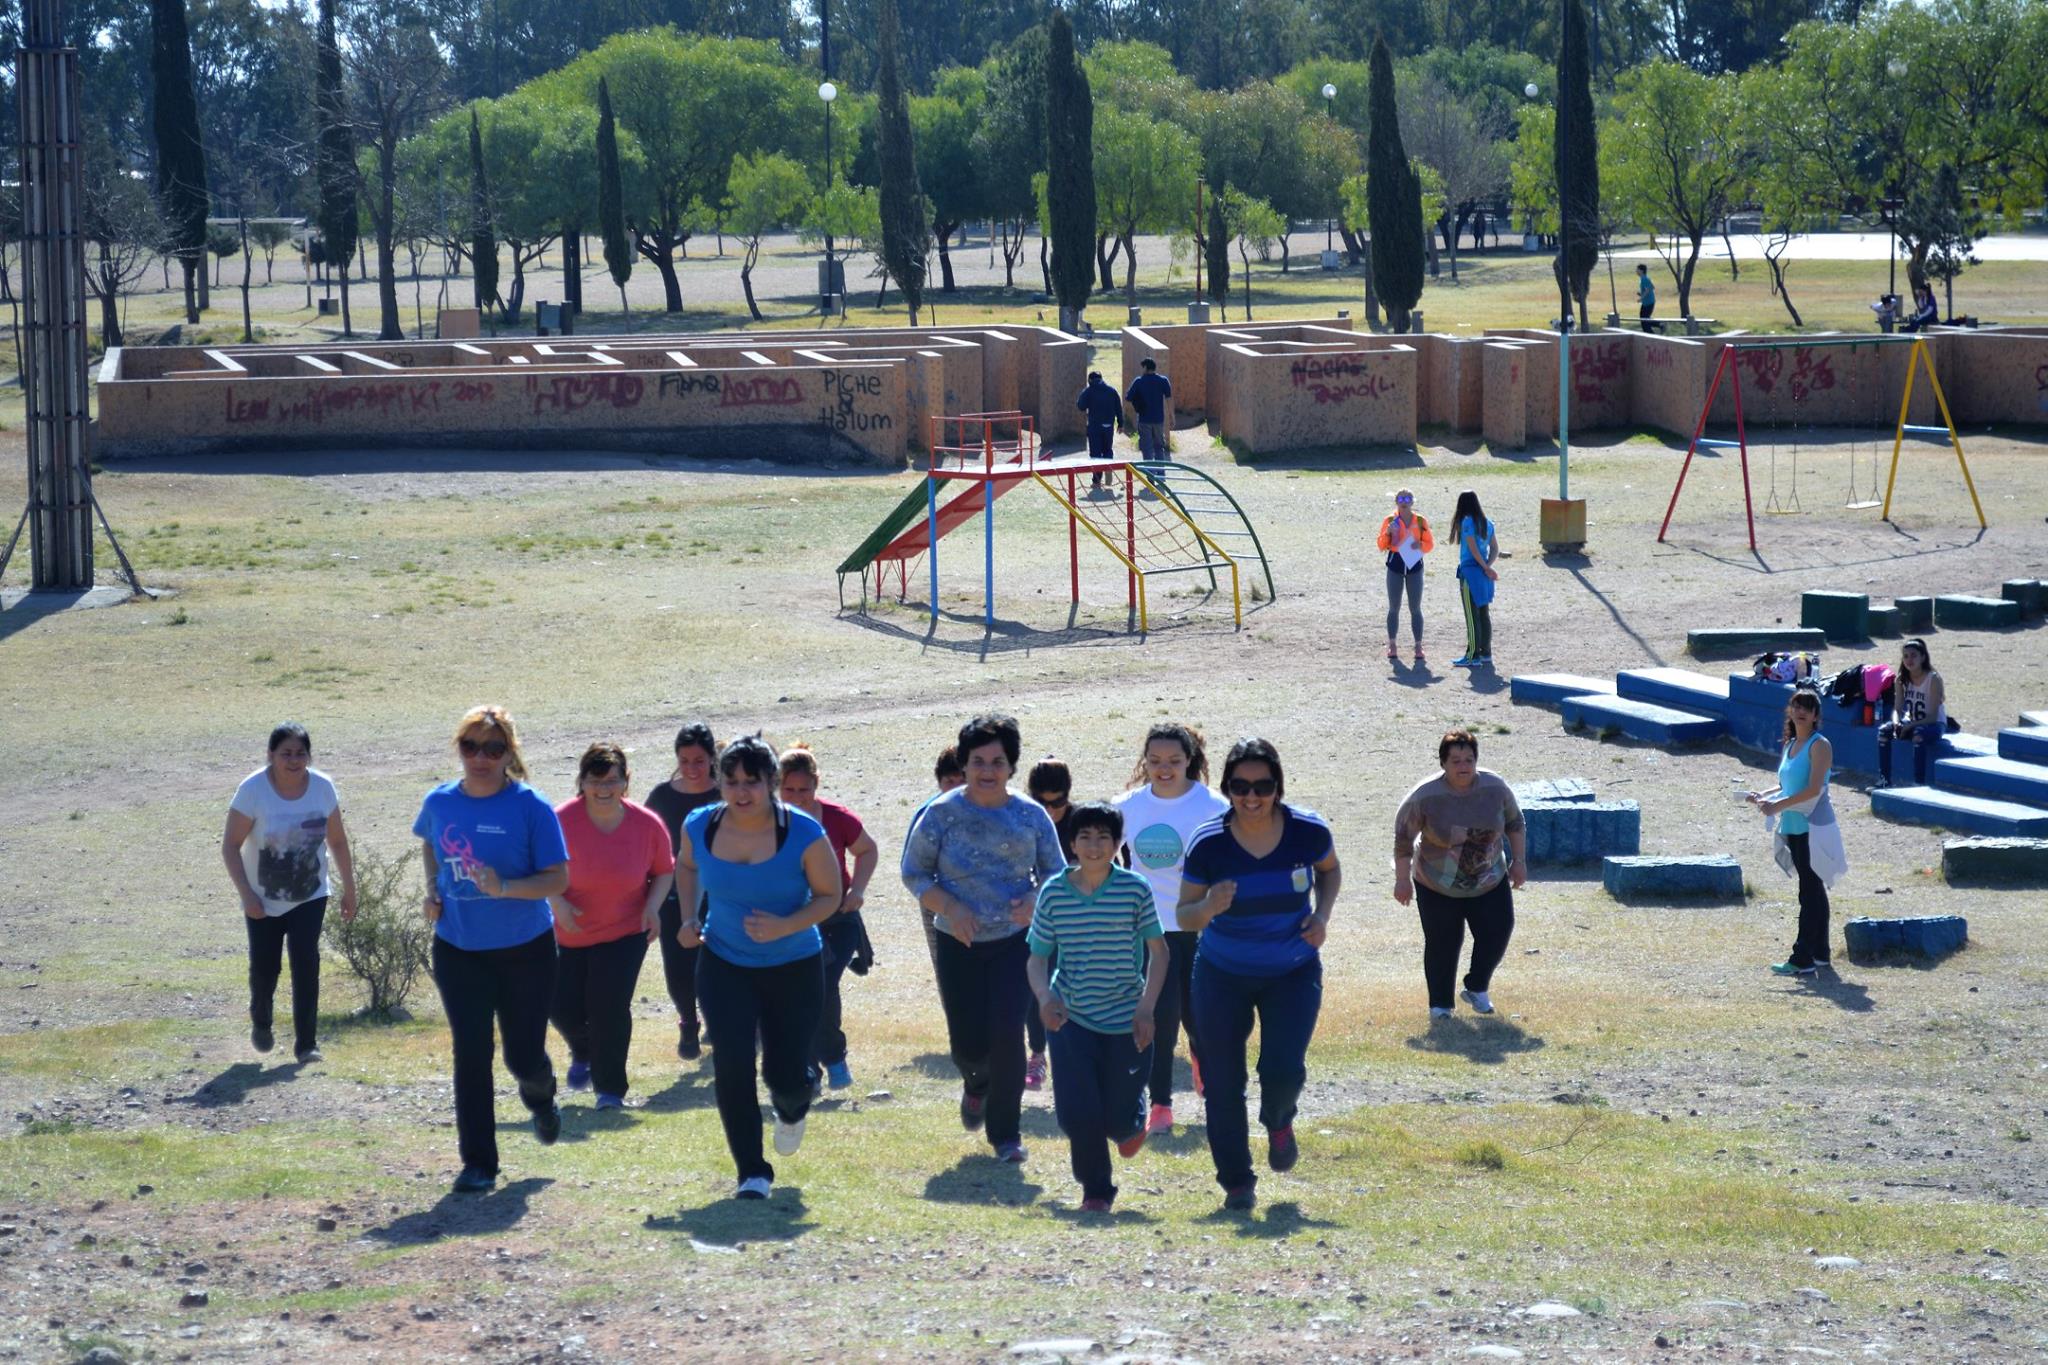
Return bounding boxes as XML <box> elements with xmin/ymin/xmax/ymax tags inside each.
<box><xmin>1027</xmin><ymin>801</ymin><xmax>1169</xmax><ymax>1212</ymax></box>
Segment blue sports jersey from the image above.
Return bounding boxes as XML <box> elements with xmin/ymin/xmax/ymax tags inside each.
<box><xmin>1180</xmin><ymin>805</ymin><xmax>1334</xmax><ymax>978</ymax></box>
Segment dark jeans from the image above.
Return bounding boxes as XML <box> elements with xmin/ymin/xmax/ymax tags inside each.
<box><xmin>657</xmin><ymin>897</ymin><xmax>702</xmax><ymax>1036</ymax></box>
<box><xmin>1415</xmin><ymin>879</ymin><xmax>1515</xmax><ymax>1011</ymax></box>
<box><xmin>1878</xmin><ymin>720</ymin><xmax>1943</xmax><ymax>786</ymax></box>
<box><xmin>246</xmin><ymin>896</ymin><xmax>326</xmax><ymax>1055</ymax></box>
<box><xmin>931</xmin><ymin>931</ymin><xmax>1032</xmax><ymax>1148</ymax></box>
<box><xmin>1385</xmin><ymin>563</ymin><xmax>1424</xmax><ymax>644</ymax></box>
<box><xmin>1148</xmin><ymin>929</ymin><xmax>1202</xmax><ymax>1107</ymax></box>
<box><xmin>1459</xmin><ymin>574</ymin><xmax>1493</xmax><ymax>659</ymax></box>
<box><xmin>1047</xmin><ymin>1022</ymin><xmax>1150</xmax><ymax>1203</ymax></box>
<box><xmin>1784</xmin><ymin>832</ymin><xmax>1832</xmax><ymax>967</ymax></box>
<box><xmin>1087</xmin><ymin>422</ymin><xmax>1115</xmax><ymax>459</ymax></box>
<box><xmin>550</xmin><ymin>931</ymin><xmax>648</xmax><ymax>1097</ymax></box>
<box><xmin>1192</xmin><ymin>954</ymin><xmax>1322</xmax><ymax>1193</ymax></box>
<box><xmin>432</xmin><ymin>928</ymin><xmax>558</xmax><ymax>1176</ymax></box>
<box><xmin>811</xmin><ymin>913</ymin><xmax>865</xmax><ymax>1078</ymax></box>
<box><xmin>696</xmin><ymin>945</ymin><xmax>823</xmax><ymax>1183</ymax></box>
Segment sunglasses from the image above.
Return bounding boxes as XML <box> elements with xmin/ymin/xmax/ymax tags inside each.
<box><xmin>1035</xmin><ymin>793</ymin><xmax>1070</xmax><ymax>807</ymax></box>
<box><xmin>1395</xmin><ymin>496</ymin><xmax>1413</xmax><ymax>504</ymax></box>
<box><xmin>1225</xmin><ymin>778</ymin><xmax>1277</xmax><ymax>798</ymax></box>
<box><xmin>459</xmin><ymin>737</ymin><xmax>510</xmax><ymax>759</ymax></box>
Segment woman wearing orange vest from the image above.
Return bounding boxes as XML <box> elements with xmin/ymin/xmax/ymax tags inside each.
<box><xmin>1376</xmin><ymin>489</ymin><xmax>1435</xmax><ymax>662</ymax></box>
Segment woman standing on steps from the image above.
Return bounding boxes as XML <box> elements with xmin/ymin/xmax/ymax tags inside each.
<box><xmin>1451</xmin><ymin>489</ymin><xmax>1499</xmax><ymax>670</ymax></box>
<box><xmin>777</xmin><ymin>742</ymin><xmax>879</xmax><ymax>1093</ymax></box>
<box><xmin>1376</xmin><ymin>489</ymin><xmax>1434</xmax><ymax>662</ymax></box>
<box><xmin>676</xmin><ymin>735</ymin><xmax>842</xmax><ymax>1200</ymax></box>
<box><xmin>222</xmin><ymin>722</ymin><xmax>357</xmax><ymax>1065</ymax></box>
<box><xmin>551</xmin><ymin>742</ymin><xmax>674</xmax><ymax>1110</ymax></box>
<box><xmin>414</xmin><ymin>706</ymin><xmax>570</xmax><ymax>1195</ymax></box>
<box><xmin>1875</xmin><ymin>638</ymin><xmax>1945</xmax><ymax>790</ymax></box>
<box><xmin>1748</xmin><ymin>690</ymin><xmax>1840</xmax><ymax>978</ymax></box>
<box><xmin>646</xmin><ymin>723</ymin><xmax>720</xmax><ymax>1060</ymax></box>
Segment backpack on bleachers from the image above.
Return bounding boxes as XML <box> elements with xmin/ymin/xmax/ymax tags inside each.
<box><xmin>1752</xmin><ymin>651</ymin><xmax>1819</xmax><ymax>684</ymax></box>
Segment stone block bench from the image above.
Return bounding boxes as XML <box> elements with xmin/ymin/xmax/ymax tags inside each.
<box><xmin>1844</xmin><ymin>915</ymin><xmax>1967</xmax><ymax>960</ymax></box>
<box><xmin>1560</xmin><ymin>694</ymin><xmax>1726</xmax><ymax>746</ymax></box>
<box><xmin>1943</xmin><ymin>836</ymin><xmax>2048</xmax><ymax>886</ymax></box>
<box><xmin>1510</xmin><ymin>673</ymin><xmax>1615</xmax><ymax>708</ymax></box>
<box><xmin>1801</xmin><ymin>590</ymin><xmax>1870</xmax><ymax>642</ymax></box>
<box><xmin>1602</xmin><ymin>855</ymin><xmax>1743</xmax><ymax>902</ymax></box>
<box><xmin>1686</xmin><ymin>627</ymin><xmax>1826</xmax><ymax>659</ymax></box>
<box><xmin>1892</xmin><ymin>596</ymin><xmax>1933</xmax><ymax>633</ymax></box>
<box><xmin>1524</xmin><ymin>800</ymin><xmax>1641</xmax><ymax>866</ymax></box>
<box><xmin>1870</xmin><ymin>785</ymin><xmax>2048</xmax><ymax>838</ymax></box>
<box><xmin>1513</xmin><ymin>777</ymin><xmax>1597</xmax><ymax>804</ymax></box>
<box><xmin>1933</xmin><ymin>595</ymin><xmax>2021</xmax><ymax>630</ymax></box>
<box><xmin>2000</xmin><ymin>579</ymin><xmax>2045</xmax><ymax>619</ymax></box>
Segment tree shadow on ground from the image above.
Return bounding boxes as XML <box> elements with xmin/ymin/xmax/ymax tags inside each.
<box><xmin>171</xmin><ymin>1060</ymin><xmax>306</xmax><ymax>1109</ymax></box>
<box><xmin>644</xmin><ymin>1184</ymin><xmax>816</xmax><ymax>1246</ymax></box>
<box><xmin>1403</xmin><ymin>1015</ymin><xmax>1546</xmax><ymax>1064</ymax></box>
<box><xmin>366</xmin><ymin>1176</ymin><xmax>551</xmax><ymax>1245</ymax></box>
<box><xmin>1197</xmin><ymin>1199</ymin><xmax>1340</xmax><ymax>1239</ymax></box>
<box><xmin>922</xmin><ymin>1153</ymin><xmax>1043</xmax><ymax>1207</ymax></box>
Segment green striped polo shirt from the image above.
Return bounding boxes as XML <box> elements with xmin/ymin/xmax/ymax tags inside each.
<box><xmin>1027</xmin><ymin>864</ymin><xmax>1164</xmax><ymax>1033</ymax></box>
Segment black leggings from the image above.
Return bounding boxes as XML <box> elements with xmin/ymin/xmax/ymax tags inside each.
<box><xmin>1148</xmin><ymin>929</ymin><xmax>1202</xmax><ymax>1107</ymax></box>
<box><xmin>931</xmin><ymin>932</ymin><xmax>1032</xmax><ymax>1148</ymax></box>
<box><xmin>1415</xmin><ymin>880</ymin><xmax>1515</xmax><ymax>1011</ymax></box>
<box><xmin>246</xmin><ymin>896</ymin><xmax>327</xmax><ymax>1055</ymax></box>
<box><xmin>657</xmin><ymin>896</ymin><xmax>703</xmax><ymax>1036</ymax></box>
<box><xmin>1784</xmin><ymin>832</ymin><xmax>1831</xmax><ymax>967</ymax></box>
<box><xmin>550</xmin><ymin>932</ymin><xmax>649</xmax><ymax>1097</ymax></box>
<box><xmin>696</xmin><ymin>946</ymin><xmax>823</xmax><ymax>1183</ymax></box>
<box><xmin>431</xmin><ymin>928</ymin><xmax>558</xmax><ymax>1176</ymax></box>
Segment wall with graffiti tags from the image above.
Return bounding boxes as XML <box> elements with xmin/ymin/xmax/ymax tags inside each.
<box><xmin>1211</xmin><ymin>341</ymin><xmax>1417</xmax><ymax>451</ymax></box>
<box><xmin>1121</xmin><ymin>318</ymin><xmax>1356</xmax><ymax>422</ymax></box>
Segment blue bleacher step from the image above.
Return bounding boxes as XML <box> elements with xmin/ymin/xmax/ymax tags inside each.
<box><xmin>1560</xmin><ymin>693</ymin><xmax>1727</xmax><ymax>746</ymax></box>
<box><xmin>1939</xmin><ymin>732</ymin><xmax>2000</xmax><ymax>760</ymax></box>
<box><xmin>2021</xmin><ymin>710</ymin><xmax>2048</xmax><ymax>729</ymax></box>
<box><xmin>1616</xmin><ymin>667</ymin><xmax>1731</xmax><ymax>716</ymax></box>
<box><xmin>1930</xmin><ymin>755</ymin><xmax>2048</xmax><ymax>806</ymax></box>
<box><xmin>2001</xmin><ymin>727</ymin><xmax>2048</xmax><ymax>765</ymax></box>
<box><xmin>1871</xmin><ymin>785</ymin><xmax>2048</xmax><ymax>838</ymax></box>
<box><xmin>1511</xmin><ymin>673</ymin><xmax>1616</xmax><ymax>709</ymax></box>
<box><xmin>1603</xmin><ymin>855</ymin><xmax>1744</xmax><ymax>902</ymax></box>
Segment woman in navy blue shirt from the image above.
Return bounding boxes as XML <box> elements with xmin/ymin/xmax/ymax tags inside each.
<box><xmin>414</xmin><ymin>706</ymin><xmax>571</xmax><ymax>1195</ymax></box>
<box><xmin>1177</xmin><ymin>738</ymin><xmax>1342</xmax><ymax>1213</ymax></box>
<box><xmin>674</xmin><ymin>735</ymin><xmax>843</xmax><ymax>1201</ymax></box>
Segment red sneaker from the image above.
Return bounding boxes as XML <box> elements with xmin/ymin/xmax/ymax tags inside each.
<box><xmin>1080</xmin><ymin>1196</ymin><xmax>1113</xmax><ymax>1213</ymax></box>
<box><xmin>1145</xmin><ymin>1103</ymin><xmax>1173</xmax><ymax>1139</ymax></box>
<box><xmin>1116</xmin><ymin>1128</ymin><xmax>1148</xmax><ymax>1159</ymax></box>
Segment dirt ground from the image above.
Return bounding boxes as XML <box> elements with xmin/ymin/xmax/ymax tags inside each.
<box><xmin>1</xmin><ymin>414</ymin><xmax>2045</xmax><ymax>1364</ymax></box>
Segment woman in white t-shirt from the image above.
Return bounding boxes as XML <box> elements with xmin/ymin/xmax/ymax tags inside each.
<box><xmin>221</xmin><ymin>723</ymin><xmax>356</xmax><ymax>1063</ymax></box>
<box><xmin>1114</xmin><ymin>722</ymin><xmax>1229</xmax><ymax>1140</ymax></box>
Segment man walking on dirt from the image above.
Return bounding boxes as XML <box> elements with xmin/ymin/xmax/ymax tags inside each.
<box><xmin>1076</xmin><ymin>372</ymin><xmax>1125</xmax><ymax>491</ymax></box>
<box><xmin>1125</xmin><ymin>359</ymin><xmax>1172</xmax><ymax>462</ymax></box>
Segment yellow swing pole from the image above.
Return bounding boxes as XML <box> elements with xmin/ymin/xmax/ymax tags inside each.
<box><xmin>1878</xmin><ymin>340</ymin><xmax>1917</xmax><ymax>523</ymax></box>
<box><xmin>1915</xmin><ymin>338</ymin><xmax>1987</xmax><ymax>529</ymax></box>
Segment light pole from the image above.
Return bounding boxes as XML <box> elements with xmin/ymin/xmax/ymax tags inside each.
<box><xmin>1322</xmin><ymin>83</ymin><xmax>1337</xmax><ymax>253</ymax></box>
<box><xmin>1531</xmin><ymin>57</ymin><xmax>1584</xmax><ymax>554</ymax></box>
<box><xmin>819</xmin><ymin>79</ymin><xmax>838</xmax><ymax>309</ymax></box>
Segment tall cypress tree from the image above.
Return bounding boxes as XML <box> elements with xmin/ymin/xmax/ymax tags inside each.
<box><xmin>1555</xmin><ymin>0</ymin><xmax>1600</xmax><ymax>330</ymax></box>
<box><xmin>1044</xmin><ymin>10</ymin><xmax>1096</xmax><ymax>334</ymax></box>
<box><xmin>149</xmin><ymin>0</ymin><xmax>210</xmax><ymax>325</ymax></box>
<box><xmin>1365</xmin><ymin>35</ymin><xmax>1423</xmax><ymax>333</ymax></box>
<box><xmin>596</xmin><ymin>77</ymin><xmax>633</xmax><ymax>326</ymax></box>
<box><xmin>314</xmin><ymin>0</ymin><xmax>358</xmax><ymax>336</ymax></box>
<box><xmin>468</xmin><ymin>108</ymin><xmax>500</xmax><ymax>317</ymax></box>
<box><xmin>1205</xmin><ymin>189</ymin><xmax>1230</xmax><ymax>319</ymax></box>
<box><xmin>873</xmin><ymin>0</ymin><xmax>930</xmax><ymax>324</ymax></box>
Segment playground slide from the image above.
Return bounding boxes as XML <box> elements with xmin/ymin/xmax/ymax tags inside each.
<box><xmin>836</xmin><ymin>459</ymin><xmax>1035</xmax><ymax>578</ymax></box>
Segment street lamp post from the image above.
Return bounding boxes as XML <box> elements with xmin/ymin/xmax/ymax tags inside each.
<box><xmin>1530</xmin><ymin>59</ymin><xmax>1585</xmax><ymax>553</ymax></box>
<box><xmin>819</xmin><ymin>80</ymin><xmax>838</xmax><ymax>310</ymax></box>
<box><xmin>1322</xmin><ymin>83</ymin><xmax>1337</xmax><ymax>253</ymax></box>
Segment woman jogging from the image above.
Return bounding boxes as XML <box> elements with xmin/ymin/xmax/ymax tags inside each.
<box><xmin>414</xmin><ymin>706</ymin><xmax>569</xmax><ymax>1194</ymax></box>
<box><xmin>1748</xmin><ymin>691</ymin><xmax>1840</xmax><ymax>977</ymax></box>
<box><xmin>222</xmin><ymin>723</ymin><xmax>356</xmax><ymax>1064</ymax></box>
<box><xmin>1392</xmin><ymin>729</ymin><xmax>1527</xmax><ymax>1020</ymax></box>
<box><xmin>551</xmin><ymin>742</ymin><xmax>674</xmax><ymax>1110</ymax></box>
<box><xmin>1028</xmin><ymin>801</ymin><xmax>1169</xmax><ymax>1212</ymax></box>
<box><xmin>1376</xmin><ymin>489</ymin><xmax>1435</xmax><ymax>662</ymax></box>
<box><xmin>777</xmin><ymin>743</ymin><xmax>879</xmax><ymax>1092</ymax></box>
<box><xmin>676</xmin><ymin>735</ymin><xmax>842</xmax><ymax>1200</ymax></box>
<box><xmin>646</xmin><ymin>723</ymin><xmax>720</xmax><ymax>1060</ymax></box>
<box><xmin>1876</xmin><ymin>638</ymin><xmax>1946</xmax><ymax>789</ymax></box>
<box><xmin>1114</xmin><ymin>723</ymin><xmax>1228</xmax><ymax>1140</ymax></box>
<box><xmin>1177</xmin><ymin>738</ymin><xmax>1341</xmax><ymax>1212</ymax></box>
<box><xmin>1451</xmin><ymin>490</ymin><xmax>1499</xmax><ymax>670</ymax></box>
<box><xmin>902</xmin><ymin>713</ymin><xmax>1067</xmax><ymax>1164</ymax></box>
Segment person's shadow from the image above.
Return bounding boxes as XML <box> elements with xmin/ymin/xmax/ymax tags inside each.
<box><xmin>639</xmin><ymin>1070</ymin><xmax>720</xmax><ymax>1114</ymax></box>
<box><xmin>366</xmin><ymin>1177</ymin><xmax>551</xmax><ymax>1245</ymax></box>
<box><xmin>1199</xmin><ymin>1199</ymin><xmax>1340</xmax><ymax>1239</ymax></box>
<box><xmin>1783</xmin><ymin>968</ymin><xmax>1874</xmax><ymax>1013</ymax></box>
<box><xmin>922</xmin><ymin>1153</ymin><xmax>1043</xmax><ymax>1207</ymax></box>
<box><xmin>1403</xmin><ymin>1014</ymin><xmax>1546</xmax><ymax>1064</ymax></box>
<box><xmin>644</xmin><ymin>1186</ymin><xmax>816</xmax><ymax>1246</ymax></box>
<box><xmin>171</xmin><ymin>1060</ymin><xmax>306</xmax><ymax>1110</ymax></box>
<box><xmin>1389</xmin><ymin>656</ymin><xmax>1437</xmax><ymax>690</ymax></box>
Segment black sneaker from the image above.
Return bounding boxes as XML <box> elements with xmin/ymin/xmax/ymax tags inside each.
<box><xmin>959</xmin><ymin>1090</ymin><xmax>986</xmax><ymax>1132</ymax></box>
<box><xmin>452</xmin><ymin>1165</ymin><xmax>497</xmax><ymax>1194</ymax></box>
<box><xmin>251</xmin><ymin>1024</ymin><xmax>274</xmax><ymax>1054</ymax></box>
<box><xmin>678</xmin><ymin>1020</ymin><xmax>701</xmax><ymax>1062</ymax></box>
<box><xmin>1267</xmin><ymin>1125</ymin><xmax>1299</xmax><ymax>1173</ymax></box>
<box><xmin>533</xmin><ymin>1101</ymin><xmax>562</xmax><ymax>1145</ymax></box>
<box><xmin>1222</xmin><ymin>1184</ymin><xmax>1256</xmax><ymax>1212</ymax></box>
<box><xmin>295</xmin><ymin>1046</ymin><xmax>323</xmax><ymax>1064</ymax></box>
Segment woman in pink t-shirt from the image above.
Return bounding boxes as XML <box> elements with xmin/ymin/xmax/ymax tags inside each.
<box><xmin>778</xmin><ymin>743</ymin><xmax>879</xmax><ymax>1093</ymax></box>
<box><xmin>551</xmin><ymin>742</ymin><xmax>676</xmax><ymax>1109</ymax></box>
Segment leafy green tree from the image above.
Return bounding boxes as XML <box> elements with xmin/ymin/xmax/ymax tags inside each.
<box><xmin>1604</xmin><ymin>62</ymin><xmax>1748</xmax><ymax>319</ymax></box>
<box><xmin>1204</xmin><ymin>187</ymin><xmax>1230</xmax><ymax>317</ymax></box>
<box><xmin>467</xmin><ymin>106</ymin><xmax>499</xmax><ymax>315</ymax></box>
<box><xmin>1554</xmin><ymin>0</ymin><xmax>1599</xmax><ymax>329</ymax></box>
<box><xmin>315</xmin><ymin>0</ymin><xmax>359</xmax><ymax>333</ymax></box>
<box><xmin>1045</xmin><ymin>10</ymin><xmax>1096</xmax><ymax>332</ymax></box>
<box><xmin>596</xmin><ymin>76</ymin><xmax>633</xmax><ymax>320</ymax></box>
<box><xmin>1734</xmin><ymin>62</ymin><xmax>1834</xmax><ymax>327</ymax></box>
<box><xmin>150</xmin><ymin>0</ymin><xmax>210</xmax><ymax>324</ymax></box>
<box><xmin>250</xmin><ymin>220</ymin><xmax>294</xmax><ymax>284</ymax></box>
<box><xmin>975</xmin><ymin>30</ymin><xmax>1048</xmax><ymax>289</ymax></box>
<box><xmin>1339</xmin><ymin>170</ymin><xmax>1382</xmax><ymax>327</ymax></box>
<box><xmin>346</xmin><ymin>0</ymin><xmax>449</xmax><ymax>340</ymax></box>
<box><xmin>873</xmin><ymin>0</ymin><xmax>930</xmax><ymax>323</ymax></box>
<box><xmin>1366</xmin><ymin>36</ymin><xmax>1423</xmax><ymax>333</ymax></box>
<box><xmin>1224</xmin><ymin>188</ymin><xmax>1284</xmax><ymax>321</ymax></box>
<box><xmin>913</xmin><ymin>67</ymin><xmax>987</xmax><ymax>293</ymax></box>
<box><xmin>726</xmin><ymin>151</ymin><xmax>812</xmax><ymax>320</ymax></box>
<box><xmin>1094</xmin><ymin>107</ymin><xmax>1202</xmax><ymax>305</ymax></box>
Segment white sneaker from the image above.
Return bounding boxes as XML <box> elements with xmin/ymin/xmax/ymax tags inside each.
<box><xmin>1429</xmin><ymin>1006</ymin><xmax>1454</xmax><ymax>1019</ymax></box>
<box><xmin>773</xmin><ymin>1115</ymin><xmax>806</xmax><ymax>1156</ymax></box>
<box><xmin>1459</xmin><ymin>988</ymin><xmax>1495</xmax><ymax>1015</ymax></box>
<box><xmin>735</xmin><ymin>1176</ymin><xmax>772</xmax><ymax>1200</ymax></box>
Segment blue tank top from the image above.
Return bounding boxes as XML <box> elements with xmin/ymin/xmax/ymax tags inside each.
<box><xmin>1776</xmin><ymin>733</ymin><xmax>1826</xmax><ymax>836</ymax></box>
<box><xmin>685</xmin><ymin>803</ymin><xmax>826</xmax><ymax>968</ymax></box>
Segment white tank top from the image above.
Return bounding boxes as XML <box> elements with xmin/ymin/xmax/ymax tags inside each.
<box><xmin>1898</xmin><ymin>674</ymin><xmax>1945</xmax><ymax>728</ymax></box>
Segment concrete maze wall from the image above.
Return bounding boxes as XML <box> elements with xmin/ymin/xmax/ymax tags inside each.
<box><xmin>95</xmin><ymin>326</ymin><xmax>1090</xmax><ymax>468</ymax></box>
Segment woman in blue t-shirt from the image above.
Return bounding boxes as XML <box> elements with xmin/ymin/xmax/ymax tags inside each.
<box><xmin>1451</xmin><ymin>489</ymin><xmax>1499</xmax><ymax>670</ymax></box>
<box><xmin>413</xmin><ymin>706</ymin><xmax>571</xmax><ymax>1195</ymax></box>
<box><xmin>1747</xmin><ymin>691</ymin><xmax>1836</xmax><ymax>977</ymax></box>
<box><xmin>1177</xmin><ymin>738</ymin><xmax>1343</xmax><ymax>1213</ymax></box>
<box><xmin>674</xmin><ymin>735</ymin><xmax>843</xmax><ymax>1201</ymax></box>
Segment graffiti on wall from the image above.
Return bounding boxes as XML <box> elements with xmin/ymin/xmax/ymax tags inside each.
<box><xmin>1289</xmin><ymin>355</ymin><xmax>1392</xmax><ymax>405</ymax></box>
<box><xmin>223</xmin><ymin>379</ymin><xmax>496</xmax><ymax>426</ymax></box>
<box><xmin>1571</xmin><ymin>340</ymin><xmax>1627</xmax><ymax>405</ymax></box>
<box><xmin>1742</xmin><ymin>348</ymin><xmax>1836</xmax><ymax>402</ymax></box>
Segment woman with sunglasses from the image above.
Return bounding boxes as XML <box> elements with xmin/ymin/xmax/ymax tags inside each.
<box><xmin>1177</xmin><ymin>738</ymin><xmax>1341</xmax><ymax>1212</ymax></box>
<box><xmin>1115</xmin><ymin>722</ymin><xmax>1228</xmax><ymax>1140</ymax></box>
<box><xmin>675</xmin><ymin>735</ymin><xmax>843</xmax><ymax>1200</ymax></box>
<box><xmin>901</xmin><ymin>713</ymin><xmax>1066</xmax><ymax>1164</ymax></box>
<box><xmin>1393</xmin><ymin>729</ymin><xmax>1527</xmax><ymax>1020</ymax></box>
<box><xmin>551</xmin><ymin>742</ymin><xmax>674</xmax><ymax>1110</ymax></box>
<box><xmin>1024</xmin><ymin>756</ymin><xmax>1080</xmax><ymax>1089</ymax></box>
<box><xmin>1376</xmin><ymin>488</ymin><xmax>1435</xmax><ymax>662</ymax></box>
<box><xmin>414</xmin><ymin>706</ymin><xmax>571</xmax><ymax>1194</ymax></box>
<box><xmin>777</xmin><ymin>742</ymin><xmax>879</xmax><ymax>1093</ymax></box>
<box><xmin>1747</xmin><ymin>691</ymin><xmax>1840</xmax><ymax>977</ymax></box>
<box><xmin>646</xmin><ymin>723</ymin><xmax>720</xmax><ymax>1060</ymax></box>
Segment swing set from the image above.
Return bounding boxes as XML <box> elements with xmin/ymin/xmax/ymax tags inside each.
<box><xmin>1657</xmin><ymin>335</ymin><xmax>1987</xmax><ymax>551</ymax></box>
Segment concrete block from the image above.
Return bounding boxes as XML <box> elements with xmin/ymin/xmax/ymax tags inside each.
<box><xmin>1867</xmin><ymin>603</ymin><xmax>1904</xmax><ymax>637</ymax></box>
<box><xmin>1943</xmin><ymin>836</ymin><xmax>2048</xmax><ymax>885</ymax></box>
<box><xmin>1933</xmin><ymin>595</ymin><xmax>2021</xmax><ymax>630</ymax></box>
<box><xmin>1801</xmin><ymin>590</ymin><xmax>1871</xmax><ymax>642</ymax></box>
<box><xmin>1929</xmin><ymin>755</ymin><xmax>2048</xmax><ymax>805</ymax></box>
<box><xmin>1844</xmin><ymin>915</ymin><xmax>1967</xmax><ymax>960</ymax></box>
<box><xmin>1686</xmin><ymin>627</ymin><xmax>1827</xmax><ymax>659</ymax></box>
<box><xmin>1893</xmin><ymin>596</ymin><xmax>1934</xmax><ymax>632</ymax></box>
<box><xmin>1513</xmin><ymin>777</ymin><xmax>1598</xmax><ymax>804</ymax></box>
<box><xmin>1524</xmin><ymin>800</ymin><xmax>1641</xmax><ymax>866</ymax></box>
<box><xmin>1870</xmin><ymin>785</ymin><xmax>2048</xmax><ymax>837</ymax></box>
<box><xmin>2000</xmin><ymin>579</ymin><xmax>2045</xmax><ymax>619</ymax></box>
<box><xmin>1996</xmin><ymin>727</ymin><xmax>2048</xmax><ymax>764</ymax></box>
<box><xmin>1602</xmin><ymin>855</ymin><xmax>1744</xmax><ymax>902</ymax></box>
<box><xmin>1616</xmin><ymin>667</ymin><xmax>1731</xmax><ymax>716</ymax></box>
<box><xmin>1559</xmin><ymin>693</ymin><xmax>1727</xmax><ymax>746</ymax></box>
<box><xmin>1511</xmin><ymin>673</ymin><xmax>1616</xmax><ymax>708</ymax></box>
